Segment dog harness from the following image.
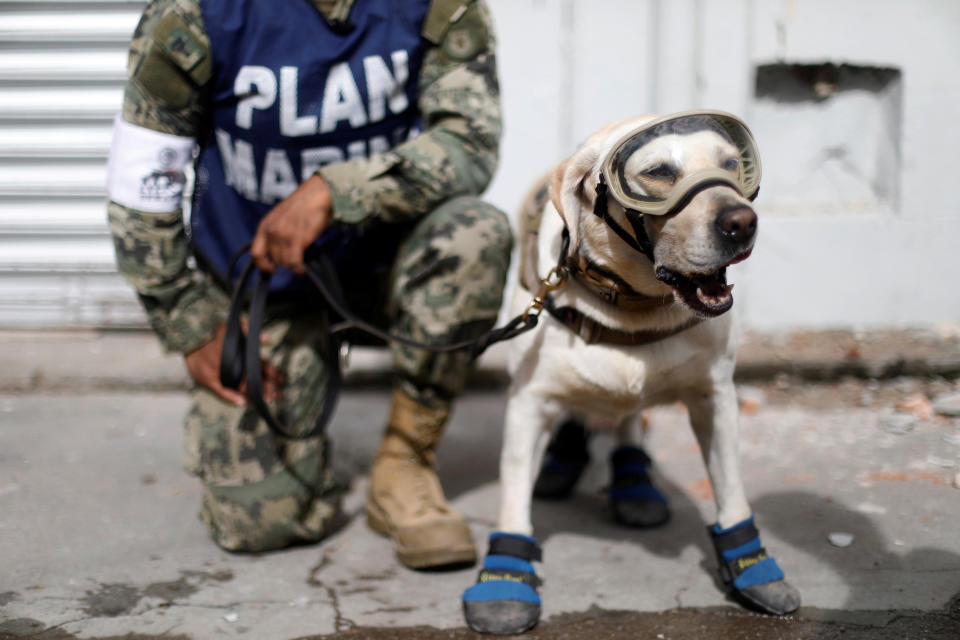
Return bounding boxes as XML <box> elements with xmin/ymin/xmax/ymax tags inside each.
<box><xmin>543</xmin><ymin>297</ymin><xmax>702</xmax><ymax>346</ymax></box>
<box><xmin>527</xmin><ymin>228</ymin><xmax>702</xmax><ymax>346</ymax></box>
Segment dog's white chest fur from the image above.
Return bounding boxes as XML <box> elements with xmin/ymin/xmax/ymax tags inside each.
<box><xmin>508</xmin><ymin>311</ymin><xmax>734</xmax><ymax>424</ymax></box>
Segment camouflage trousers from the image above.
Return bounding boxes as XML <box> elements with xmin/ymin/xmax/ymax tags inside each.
<box><xmin>184</xmin><ymin>196</ymin><xmax>512</xmax><ymax>552</ymax></box>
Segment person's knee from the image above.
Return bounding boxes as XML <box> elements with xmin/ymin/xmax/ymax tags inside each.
<box><xmin>431</xmin><ymin>196</ymin><xmax>513</xmax><ymax>266</ymax></box>
<box><xmin>200</xmin><ymin>470</ymin><xmax>342</xmax><ymax>551</ymax></box>
<box><xmin>454</xmin><ymin>195</ymin><xmax>511</xmax><ymax>243</ymax></box>
<box><xmin>198</xmin><ymin>452</ymin><xmax>343</xmax><ymax>552</ymax></box>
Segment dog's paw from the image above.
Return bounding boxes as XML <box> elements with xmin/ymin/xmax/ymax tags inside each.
<box><xmin>709</xmin><ymin>516</ymin><xmax>801</xmax><ymax>616</ymax></box>
<box><xmin>462</xmin><ymin>532</ymin><xmax>542</xmax><ymax>634</ymax></box>
<box><xmin>737</xmin><ymin>579</ymin><xmax>802</xmax><ymax>616</ymax></box>
<box><xmin>609</xmin><ymin>445</ymin><xmax>670</xmax><ymax>528</ymax></box>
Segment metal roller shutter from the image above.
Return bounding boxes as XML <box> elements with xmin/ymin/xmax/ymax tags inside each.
<box><xmin>0</xmin><ymin>0</ymin><xmax>147</xmax><ymax>328</ymax></box>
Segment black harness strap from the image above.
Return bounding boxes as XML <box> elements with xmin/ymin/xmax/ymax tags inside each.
<box><xmin>594</xmin><ymin>173</ymin><xmax>655</xmax><ymax>261</ymax></box>
<box><xmin>542</xmin><ymin>296</ymin><xmax>702</xmax><ymax>346</ymax></box>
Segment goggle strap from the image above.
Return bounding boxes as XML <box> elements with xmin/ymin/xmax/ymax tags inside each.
<box><xmin>594</xmin><ymin>173</ymin><xmax>654</xmax><ymax>261</ymax></box>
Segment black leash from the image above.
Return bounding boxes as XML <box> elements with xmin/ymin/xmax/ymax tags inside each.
<box><xmin>218</xmin><ymin>248</ymin><xmax>543</xmax><ymax>440</ymax></box>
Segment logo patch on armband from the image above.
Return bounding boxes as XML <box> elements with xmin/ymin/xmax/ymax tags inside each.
<box><xmin>107</xmin><ymin>116</ymin><xmax>196</xmax><ymax>212</ymax></box>
<box><xmin>139</xmin><ymin>147</ymin><xmax>187</xmax><ymax>202</ymax></box>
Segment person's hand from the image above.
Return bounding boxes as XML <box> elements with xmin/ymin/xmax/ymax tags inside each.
<box><xmin>250</xmin><ymin>172</ymin><xmax>333</xmax><ymax>274</ymax></box>
<box><xmin>184</xmin><ymin>323</ymin><xmax>284</xmax><ymax>406</ymax></box>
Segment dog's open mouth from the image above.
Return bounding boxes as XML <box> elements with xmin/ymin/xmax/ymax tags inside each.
<box><xmin>654</xmin><ymin>249</ymin><xmax>752</xmax><ymax>317</ymax></box>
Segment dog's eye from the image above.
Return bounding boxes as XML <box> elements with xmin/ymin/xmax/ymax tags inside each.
<box><xmin>642</xmin><ymin>164</ymin><xmax>676</xmax><ymax>181</ymax></box>
<box><xmin>722</xmin><ymin>157</ymin><xmax>740</xmax><ymax>172</ymax></box>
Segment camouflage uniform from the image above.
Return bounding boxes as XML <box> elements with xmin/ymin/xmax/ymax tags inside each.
<box><xmin>109</xmin><ymin>0</ymin><xmax>510</xmax><ymax>551</ymax></box>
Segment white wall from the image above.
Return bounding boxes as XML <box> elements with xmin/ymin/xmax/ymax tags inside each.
<box><xmin>1</xmin><ymin>0</ymin><xmax>956</xmax><ymax>331</ymax></box>
<box><xmin>485</xmin><ymin>0</ymin><xmax>960</xmax><ymax>330</ymax></box>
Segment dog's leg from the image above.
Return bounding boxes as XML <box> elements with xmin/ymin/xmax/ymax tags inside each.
<box><xmin>685</xmin><ymin>385</ymin><xmax>750</xmax><ymax>529</ymax></box>
<box><xmin>685</xmin><ymin>383</ymin><xmax>800</xmax><ymax>615</ymax></box>
<box><xmin>608</xmin><ymin>413</ymin><xmax>670</xmax><ymax>528</ymax></box>
<box><xmin>462</xmin><ymin>391</ymin><xmax>555</xmax><ymax>634</ymax></box>
<box><xmin>498</xmin><ymin>392</ymin><xmax>556</xmax><ymax>536</ymax></box>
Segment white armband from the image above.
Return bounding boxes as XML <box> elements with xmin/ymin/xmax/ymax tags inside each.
<box><xmin>106</xmin><ymin>115</ymin><xmax>197</xmax><ymax>212</ymax></box>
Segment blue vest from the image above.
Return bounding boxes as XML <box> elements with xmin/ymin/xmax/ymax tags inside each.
<box><xmin>192</xmin><ymin>0</ymin><xmax>430</xmax><ymax>291</ymax></box>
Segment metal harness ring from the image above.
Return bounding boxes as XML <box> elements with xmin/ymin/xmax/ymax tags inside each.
<box><xmin>523</xmin><ymin>266</ymin><xmax>568</xmax><ymax>321</ymax></box>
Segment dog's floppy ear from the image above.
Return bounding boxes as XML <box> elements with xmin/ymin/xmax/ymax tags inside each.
<box><xmin>549</xmin><ymin>145</ymin><xmax>601</xmax><ymax>249</ymax></box>
<box><xmin>548</xmin><ymin>160</ymin><xmax>568</xmax><ymax>220</ymax></box>
<box><xmin>549</xmin><ymin>115</ymin><xmax>657</xmax><ymax>252</ymax></box>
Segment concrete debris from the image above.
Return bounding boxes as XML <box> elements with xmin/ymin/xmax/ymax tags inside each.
<box><xmin>896</xmin><ymin>393</ymin><xmax>933</xmax><ymax>420</ymax></box>
<box><xmin>828</xmin><ymin>532</ymin><xmax>855</xmax><ymax>547</ymax></box>
<box><xmin>854</xmin><ymin>502</ymin><xmax>887</xmax><ymax>515</ymax></box>
<box><xmin>879</xmin><ymin>412</ymin><xmax>918</xmax><ymax>434</ymax></box>
<box><xmin>223</xmin><ymin>612</ymin><xmax>239</xmax><ymax>623</ymax></box>
<box><xmin>737</xmin><ymin>385</ymin><xmax>767</xmax><ymax>415</ymax></box>
<box><xmin>932</xmin><ymin>391</ymin><xmax>960</xmax><ymax>417</ymax></box>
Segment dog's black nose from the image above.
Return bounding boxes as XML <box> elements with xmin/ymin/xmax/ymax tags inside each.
<box><xmin>715</xmin><ymin>205</ymin><xmax>757</xmax><ymax>244</ymax></box>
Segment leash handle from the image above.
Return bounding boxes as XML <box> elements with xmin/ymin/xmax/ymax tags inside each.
<box><xmin>219</xmin><ymin>259</ymin><xmax>255</xmax><ymax>391</ymax></box>
<box><xmin>219</xmin><ymin>259</ymin><xmax>341</xmax><ymax>440</ymax></box>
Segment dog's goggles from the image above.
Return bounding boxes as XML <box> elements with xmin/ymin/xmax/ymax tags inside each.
<box><xmin>601</xmin><ymin>110</ymin><xmax>762</xmax><ymax>216</ymax></box>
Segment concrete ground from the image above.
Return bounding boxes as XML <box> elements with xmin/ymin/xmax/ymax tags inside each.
<box><xmin>1</xmin><ymin>329</ymin><xmax>960</xmax><ymax>638</ymax></box>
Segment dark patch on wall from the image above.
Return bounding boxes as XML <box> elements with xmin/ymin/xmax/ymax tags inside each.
<box><xmin>751</xmin><ymin>61</ymin><xmax>904</xmax><ymax>211</ymax></box>
<box><xmin>755</xmin><ymin>62</ymin><xmax>901</xmax><ymax>103</ymax></box>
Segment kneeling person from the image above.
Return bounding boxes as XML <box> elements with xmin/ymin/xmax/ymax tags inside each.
<box><xmin>107</xmin><ymin>0</ymin><xmax>510</xmax><ymax>568</ymax></box>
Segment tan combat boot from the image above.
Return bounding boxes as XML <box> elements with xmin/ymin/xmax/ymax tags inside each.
<box><xmin>366</xmin><ymin>387</ymin><xmax>477</xmax><ymax>569</ymax></box>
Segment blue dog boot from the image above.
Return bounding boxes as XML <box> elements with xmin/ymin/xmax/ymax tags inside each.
<box><xmin>709</xmin><ymin>516</ymin><xmax>801</xmax><ymax>615</ymax></box>
<box><xmin>608</xmin><ymin>445</ymin><xmax>670</xmax><ymax>528</ymax></box>
<box><xmin>533</xmin><ymin>419</ymin><xmax>590</xmax><ymax>500</ymax></box>
<box><xmin>462</xmin><ymin>532</ymin><xmax>543</xmax><ymax>634</ymax></box>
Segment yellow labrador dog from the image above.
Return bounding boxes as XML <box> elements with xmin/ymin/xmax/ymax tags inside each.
<box><xmin>462</xmin><ymin>111</ymin><xmax>799</xmax><ymax>634</ymax></box>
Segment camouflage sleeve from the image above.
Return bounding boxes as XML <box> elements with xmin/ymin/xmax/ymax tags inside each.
<box><xmin>318</xmin><ymin>0</ymin><xmax>502</xmax><ymax>225</ymax></box>
<box><xmin>108</xmin><ymin>0</ymin><xmax>226</xmax><ymax>354</ymax></box>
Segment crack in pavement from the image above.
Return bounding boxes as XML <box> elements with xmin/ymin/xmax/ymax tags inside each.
<box><xmin>307</xmin><ymin>545</ymin><xmax>357</xmax><ymax>633</ymax></box>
